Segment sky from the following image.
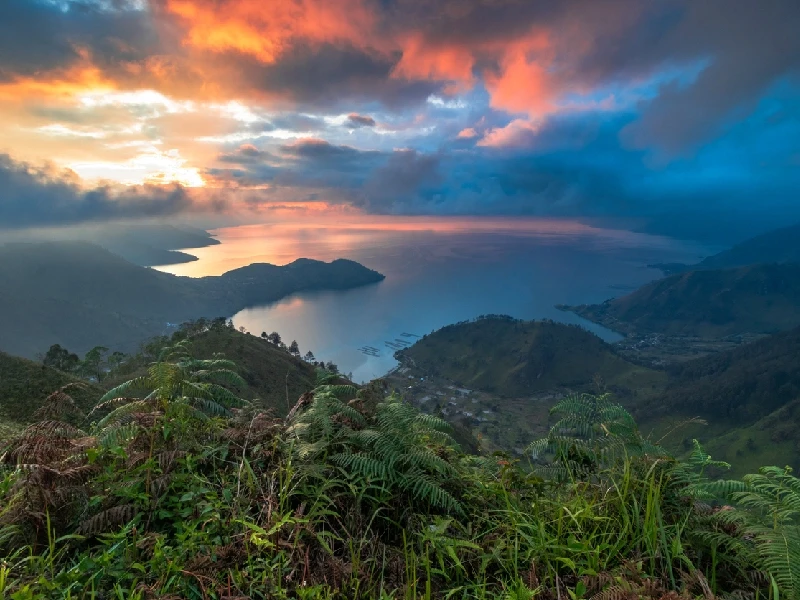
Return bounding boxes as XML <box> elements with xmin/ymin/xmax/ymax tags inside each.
<box><xmin>0</xmin><ymin>0</ymin><xmax>799</xmax><ymax>241</ymax></box>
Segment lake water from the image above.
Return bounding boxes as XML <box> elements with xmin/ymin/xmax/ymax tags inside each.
<box><xmin>157</xmin><ymin>215</ymin><xmax>710</xmax><ymax>382</ymax></box>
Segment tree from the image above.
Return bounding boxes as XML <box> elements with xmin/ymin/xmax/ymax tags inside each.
<box><xmin>42</xmin><ymin>344</ymin><xmax>80</xmax><ymax>373</ymax></box>
<box><xmin>81</xmin><ymin>346</ymin><xmax>109</xmax><ymax>382</ymax></box>
<box><xmin>304</xmin><ymin>350</ymin><xmax>315</xmax><ymax>362</ymax></box>
<box><xmin>267</xmin><ymin>332</ymin><xmax>282</xmax><ymax>346</ymax></box>
<box><xmin>107</xmin><ymin>351</ymin><xmax>126</xmax><ymax>372</ymax></box>
<box><xmin>261</xmin><ymin>332</ymin><xmax>267</xmax><ymax>340</ymax></box>
<box><xmin>325</xmin><ymin>361</ymin><xmax>339</xmax><ymax>374</ymax></box>
<box><xmin>289</xmin><ymin>340</ymin><xmax>300</xmax><ymax>356</ymax></box>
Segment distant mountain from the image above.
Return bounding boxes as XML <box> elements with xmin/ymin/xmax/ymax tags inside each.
<box><xmin>651</xmin><ymin>222</ymin><xmax>800</xmax><ymax>274</ymax></box>
<box><xmin>396</xmin><ymin>316</ymin><xmax>659</xmax><ymax>398</ymax></box>
<box><xmin>561</xmin><ymin>263</ymin><xmax>800</xmax><ymax>337</ymax></box>
<box><xmin>0</xmin><ymin>241</ymin><xmax>384</xmax><ymax>358</ymax></box>
<box><xmin>3</xmin><ymin>223</ymin><xmax>221</xmax><ymax>267</ymax></box>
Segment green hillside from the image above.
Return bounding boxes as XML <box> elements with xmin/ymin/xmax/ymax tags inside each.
<box><xmin>395</xmin><ymin>317</ymin><xmax>800</xmax><ymax>477</ymax></box>
<box><xmin>0</xmin><ymin>352</ymin><xmax>102</xmax><ymax>430</ymax></box>
<box><xmin>184</xmin><ymin>327</ymin><xmax>318</xmax><ymax>415</ymax></box>
<box><xmin>397</xmin><ymin>316</ymin><xmax>661</xmax><ymax>398</ymax></box>
<box><xmin>657</xmin><ymin>326</ymin><xmax>800</xmax><ymax>422</ymax></box>
<box><xmin>635</xmin><ymin>326</ymin><xmax>800</xmax><ymax>475</ymax></box>
<box><xmin>0</xmin><ymin>241</ymin><xmax>384</xmax><ymax>359</ymax></box>
<box><xmin>563</xmin><ymin>263</ymin><xmax>800</xmax><ymax>337</ymax></box>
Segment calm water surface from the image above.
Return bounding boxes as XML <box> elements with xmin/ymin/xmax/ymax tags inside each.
<box><xmin>157</xmin><ymin>216</ymin><xmax>710</xmax><ymax>382</ymax></box>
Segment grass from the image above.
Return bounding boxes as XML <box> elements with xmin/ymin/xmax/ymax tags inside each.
<box><xmin>0</xmin><ymin>344</ymin><xmax>792</xmax><ymax>599</ymax></box>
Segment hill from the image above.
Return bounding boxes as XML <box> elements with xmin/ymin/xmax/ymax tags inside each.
<box><xmin>0</xmin><ymin>351</ymin><xmax>103</xmax><ymax>431</ymax></box>
<box><xmin>0</xmin><ymin>325</ymin><xmax>321</xmax><ymax>432</ymax></box>
<box><xmin>561</xmin><ymin>263</ymin><xmax>800</xmax><ymax>338</ymax></box>
<box><xmin>3</xmin><ymin>223</ymin><xmax>222</xmax><ymax>267</ymax></box>
<box><xmin>635</xmin><ymin>326</ymin><xmax>800</xmax><ymax>474</ymax></box>
<box><xmin>183</xmin><ymin>326</ymin><xmax>318</xmax><ymax>415</ymax></box>
<box><xmin>651</xmin><ymin>222</ymin><xmax>800</xmax><ymax>274</ymax></box>
<box><xmin>396</xmin><ymin>316</ymin><xmax>660</xmax><ymax>398</ymax></box>
<box><xmin>0</xmin><ymin>241</ymin><xmax>384</xmax><ymax>359</ymax></box>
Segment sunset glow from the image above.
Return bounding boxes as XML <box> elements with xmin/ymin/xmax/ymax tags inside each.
<box><xmin>1</xmin><ymin>0</ymin><xmax>798</xmax><ymax>234</ymax></box>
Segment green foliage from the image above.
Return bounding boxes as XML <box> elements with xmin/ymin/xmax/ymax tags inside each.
<box><xmin>0</xmin><ymin>351</ymin><xmax>102</xmax><ymax>427</ymax></box>
<box><xmin>700</xmin><ymin>466</ymin><xmax>800</xmax><ymax>599</ymax></box>
<box><xmin>0</xmin><ymin>352</ymin><xmax>797</xmax><ymax>600</ymax></box>
<box><xmin>528</xmin><ymin>393</ymin><xmax>664</xmax><ymax>479</ymax></box>
<box><xmin>93</xmin><ymin>340</ymin><xmax>247</xmax><ymax>431</ymax></box>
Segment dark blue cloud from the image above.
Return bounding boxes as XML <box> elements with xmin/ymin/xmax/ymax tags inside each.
<box><xmin>0</xmin><ymin>154</ymin><xmax>219</xmax><ymax>229</ymax></box>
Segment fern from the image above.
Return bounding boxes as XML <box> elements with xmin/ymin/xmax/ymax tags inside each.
<box><xmin>699</xmin><ymin>466</ymin><xmax>800</xmax><ymax>599</ymax></box>
<box><xmin>332</xmin><ymin>395</ymin><xmax>461</xmax><ymax>513</ymax></box>
<box><xmin>92</xmin><ymin>342</ymin><xmax>247</xmax><ymax>435</ymax></box>
<box><xmin>528</xmin><ymin>393</ymin><xmax>664</xmax><ymax>479</ymax></box>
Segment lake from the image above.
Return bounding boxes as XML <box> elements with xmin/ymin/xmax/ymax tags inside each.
<box><xmin>157</xmin><ymin>215</ymin><xmax>710</xmax><ymax>382</ymax></box>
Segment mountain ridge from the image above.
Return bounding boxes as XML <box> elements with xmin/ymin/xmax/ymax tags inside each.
<box><xmin>0</xmin><ymin>241</ymin><xmax>385</xmax><ymax>359</ymax></box>
<box><xmin>559</xmin><ymin>263</ymin><xmax>800</xmax><ymax>338</ymax></box>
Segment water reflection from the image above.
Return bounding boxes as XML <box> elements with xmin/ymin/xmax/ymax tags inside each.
<box><xmin>155</xmin><ymin>216</ymin><xmax>710</xmax><ymax>382</ymax></box>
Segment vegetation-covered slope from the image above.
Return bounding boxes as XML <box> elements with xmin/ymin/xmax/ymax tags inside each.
<box><xmin>630</xmin><ymin>326</ymin><xmax>800</xmax><ymax>475</ymax></box>
<box><xmin>396</xmin><ymin>316</ymin><xmax>659</xmax><ymax>398</ymax></box>
<box><xmin>0</xmin><ymin>352</ymin><xmax>102</xmax><ymax>428</ymax></box>
<box><xmin>563</xmin><ymin>263</ymin><xmax>800</xmax><ymax>337</ymax></box>
<box><xmin>0</xmin><ymin>324</ymin><xmax>319</xmax><ymax>434</ymax></box>
<box><xmin>0</xmin><ymin>241</ymin><xmax>384</xmax><ymax>358</ymax></box>
<box><xmin>183</xmin><ymin>326</ymin><xmax>318</xmax><ymax>415</ymax></box>
<box><xmin>657</xmin><ymin>326</ymin><xmax>800</xmax><ymax>422</ymax></box>
<box><xmin>2</xmin><ymin>345</ymin><xmax>797</xmax><ymax>600</ymax></box>
<box><xmin>654</xmin><ymin>221</ymin><xmax>800</xmax><ymax>274</ymax></box>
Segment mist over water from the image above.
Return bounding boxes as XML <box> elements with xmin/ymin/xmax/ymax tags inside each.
<box><xmin>157</xmin><ymin>216</ymin><xmax>711</xmax><ymax>382</ymax></box>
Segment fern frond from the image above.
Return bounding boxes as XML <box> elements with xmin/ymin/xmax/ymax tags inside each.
<box><xmin>77</xmin><ymin>505</ymin><xmax>138</xmax><ymax>536</ymax></box>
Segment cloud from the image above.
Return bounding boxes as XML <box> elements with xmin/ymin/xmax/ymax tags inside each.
<box><xmin>620</xmin><ymin>1</ymin><xmax>800</xmax><ymax>155</ymax></box>
<box><xmin>0</xmin><ymin>0</ymin><xmax>799</xmax><ymax>241</ymax></box>
<box><xmin>478</xmin><ymin>119</ymin><xmax>539</xmax><ymax>148</ymax></box>
<box><xmin>346</xmin><ymin>113</ymin><xmax>376</xmax><ymax>128</ymax></box>
<box><xmin>0</xmin><ymin>153</ymin><xmax>220</xmax><ymax>229</ymax></box>
<box><xmin>457</xmin><ymin>128</ymin><xmax>478</xmax><ymax>139</ymax></box>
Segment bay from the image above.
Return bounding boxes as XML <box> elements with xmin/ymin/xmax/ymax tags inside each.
<box><xmin>156</xmin><ymin>215</ymin><xmax>710</xmax><ymax>382</ymax></box>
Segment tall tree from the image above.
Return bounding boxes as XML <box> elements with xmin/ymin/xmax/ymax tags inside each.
<box><xmin>289</xmin><ymin>340</ymin><xmax>300</xmax><ymax>356</ymax></box>
<box><xmin>42</xmin><ymin>344</ymin><xmax>80</xmax><ymax>372</ymax></box>
<box><xmin>81</xmin><ymin>346</ymin><xmax>109</xmax><ymax>382</ymax></box>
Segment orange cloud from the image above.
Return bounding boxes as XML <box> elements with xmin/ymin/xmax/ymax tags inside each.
<box><xmin>483</xmin><ymin>34</ymin><xmax>556</xmax><ymax>118</ymax></box>
<box><xmin>391</xmin><ymin>34</ymin><xmax>475</xmax><ymax>89</ymax></box>
<box><xmin>165</xmin><ymin>0</ymin><xmax>381</xmax><ymax>63</ymax></box>
<box><xmin>457</xmin><ymin>127</ymin><xmax>478</xmax><ymax>139</ymax></box>
<box><xmin>477</xmin><ymin>118</ymin><xmax>539</xmax><ymax>148</ymax></box>
<box><xmin>0</xmin><ymin>66</ymin><xmax>115</xmax><ymax>102</ymax></box>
